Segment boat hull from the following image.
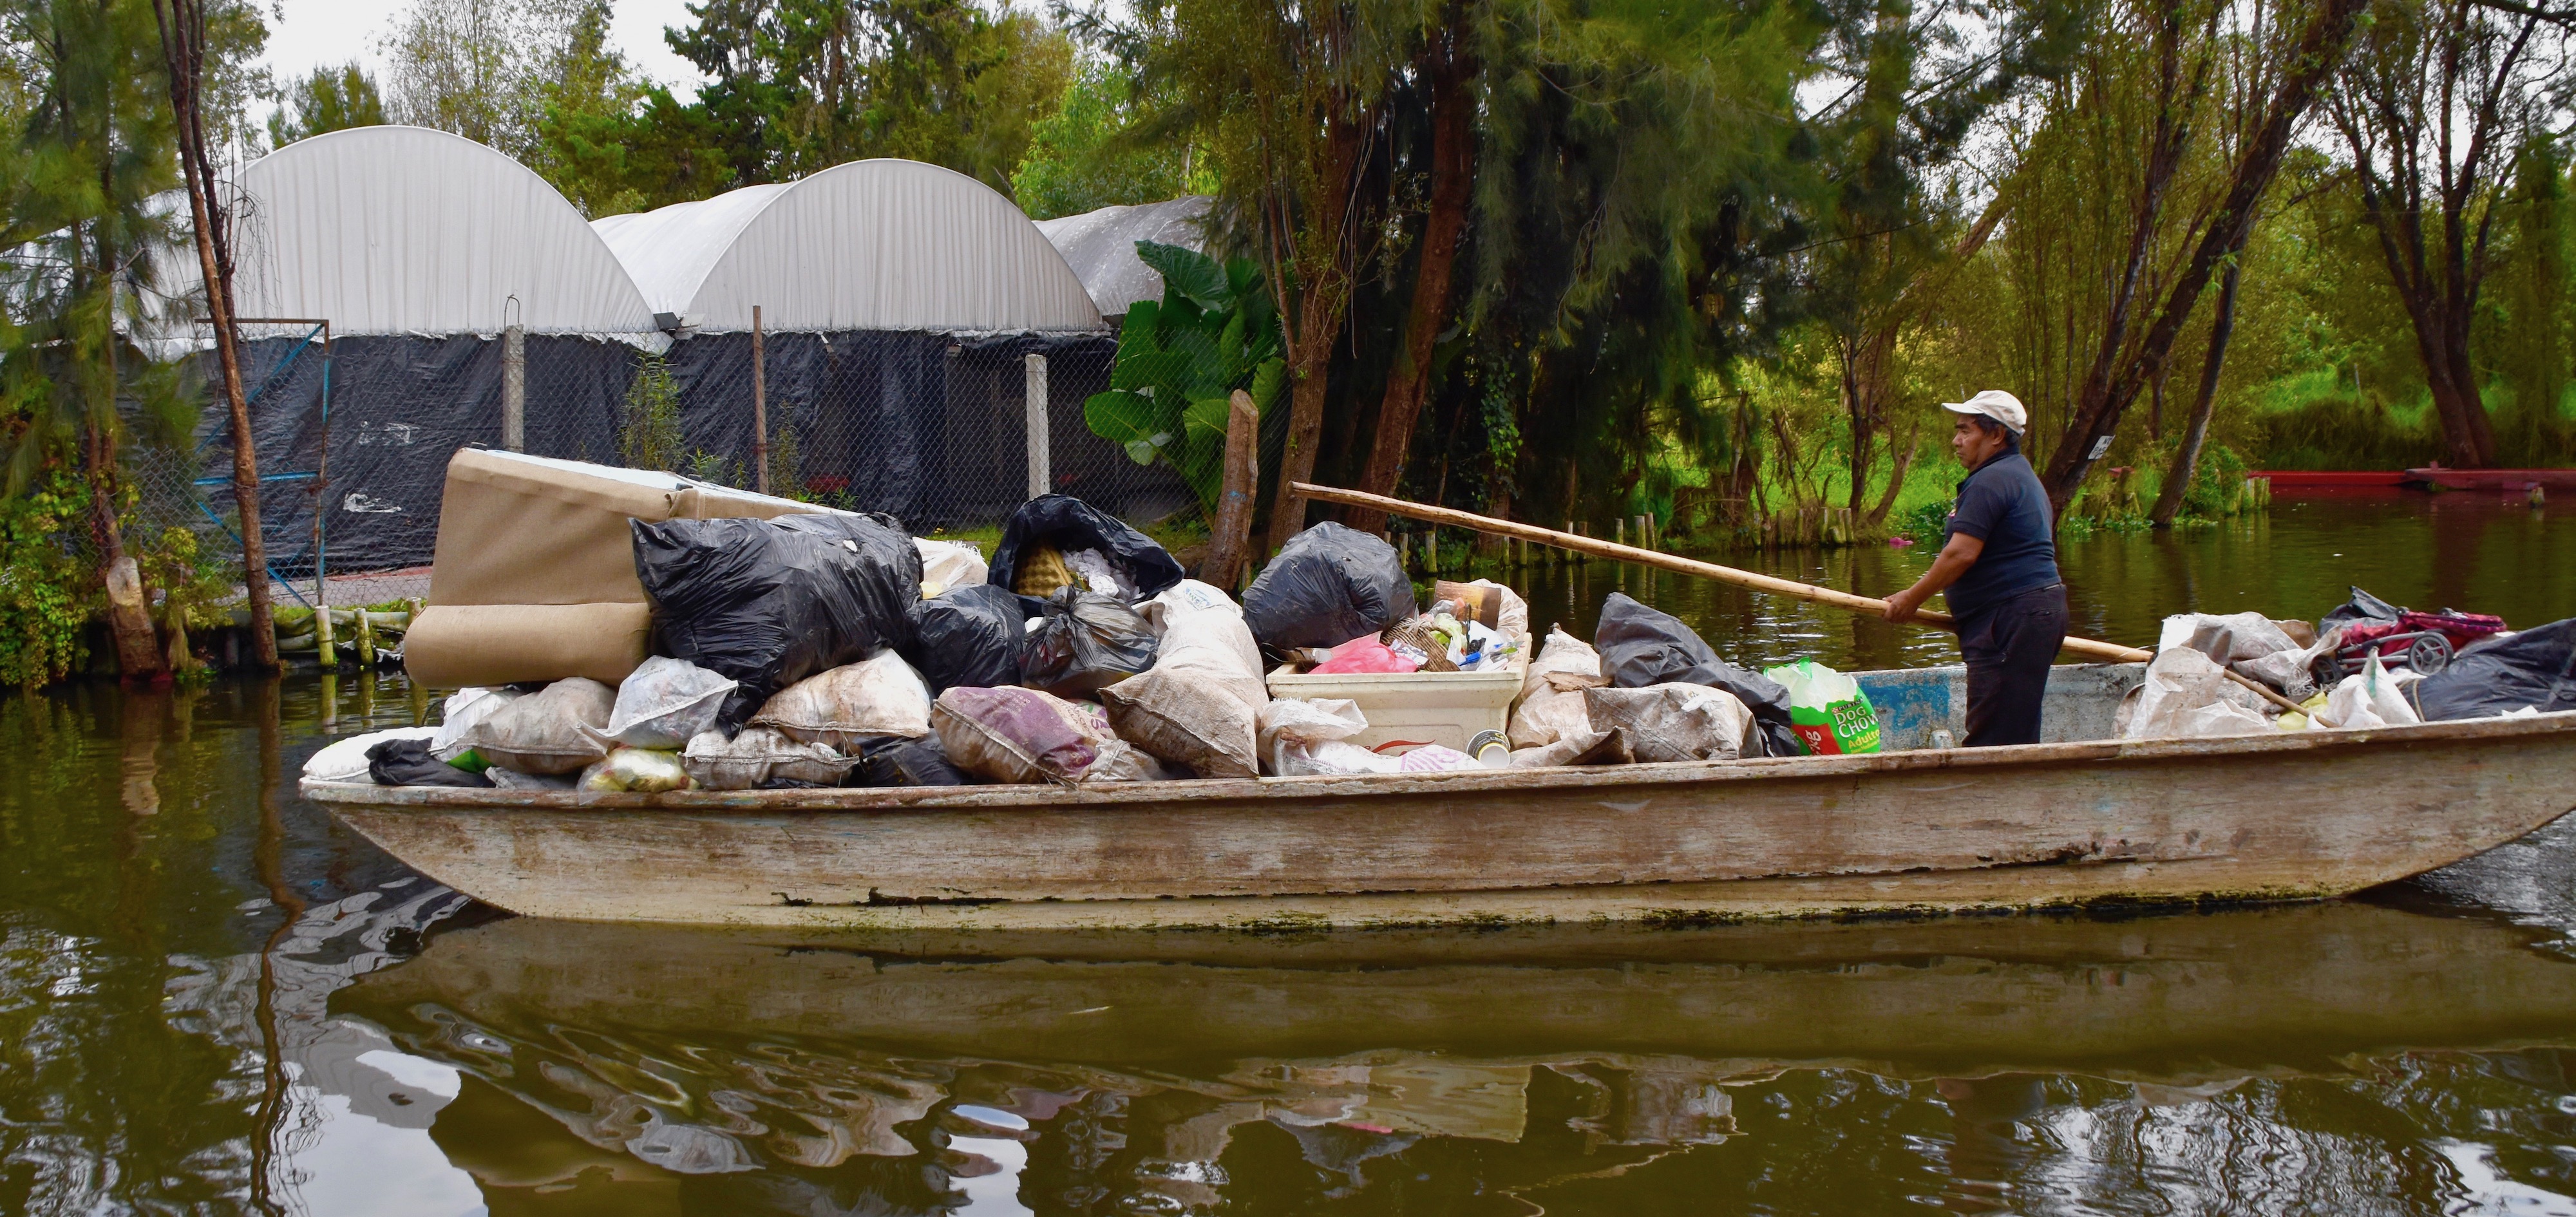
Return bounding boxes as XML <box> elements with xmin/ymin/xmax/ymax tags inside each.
<box><xmin>307</xmin><ymin>710</ymin><xmax>2576</xmax><ymax>929</ymax></box>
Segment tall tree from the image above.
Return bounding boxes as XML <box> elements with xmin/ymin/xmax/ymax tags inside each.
<box><xmin>672</xmin><ymin>0</ymin><xmax>1072</xmax><ymax>191</ymax></box>
<box><xmin>2496</xmin><ymin>136</ymin><xmax>2568</xmax><ymax>462</ymax></box>
<box><xmin>0</xmin><ymin>0</ymin><xmax>191</xmax><ymax>677</ymax></box>
<box><xmin>1344</xmin><ymin>0</ymin><xmax>1474</xmax><ymax>536</ymax></box>
<box><xmin>265</xmin><ymin>63</ymin><xmax>385</xmax><ymax>147</ymax></box>
<box><xmin>156</xmin><ymin>0</ymin><xmax>276</xmax><ymax>667</ymax></box>
<box><xmin>2325</xmin><ymin>0</ymin><xmax>2556</xmax><ymax>469</ymax></box>
<box><xmin>2040</xmin><ymin>0</ymin><xmax>2369</xmax><ymax>511</ymax></box>
<box><xmin>383</xmin><ymin>0</ymin><xmax>585</xmax><ymax>155</ymax></box>
<box><xmin>1009</xmin><ymin>54</ymin><xmax>1205</xmax><ymax>220</ymax></box>
<box><xmin>1118</xmin><ymin>0</ymin><xmax>1419</xmax><ymax>552</ymax></box>
<box><xmin>1803</xmin><ymin>0</ymin><xmax>2072</xmax><ymax>526</ymax></box>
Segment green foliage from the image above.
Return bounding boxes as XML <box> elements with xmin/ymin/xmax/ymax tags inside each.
<box><xmin>766</xmin><ymin>420</ymin><xmax>802</xmax><ymax>500</ymax></box>
<box><xmin>0</xmin><ymin>469</ymin><xmax>94</xmax><ymax>687</ymax></box>
<box><xmin>620</xmin><ymin>355</ymin><xmax>685</xmax><ymax>471</ymax></box>
<box><xmin>1084</xmin><ymin>240</ymin><xmax>1285</xmax><ymax>511</ymax></box>
<box><xmin>1010</xmin><ymin>55</ymin><xmax>1206</xmax><ymax>220</ymax></box>
<box><xmin>267</xmin><ymin>64</ymin><xmax>386</xmax><ymax>147</ymax></box>
<box><xmin>2179</xmin><ymin>444</ymin><xmax>2252</xmax><ymax>520</ymax></box>
<box><xmin>130</xmin><ymin>526</ymin><xmax>228</xmax><ymax>634</ymax></box>
<box><xmin>1895</xmin><ymin>498</ymin><xmax>1953</xmax><ymax>544</ymax></box>
<box><xmin>671</xmin><ymin>0</ymin><xmax>1072</xmax><ymax>192</ymax></box>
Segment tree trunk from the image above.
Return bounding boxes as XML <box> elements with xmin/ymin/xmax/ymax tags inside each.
<box><xmin>1264</xmin><ymin>117</ymin><xmax>1369</xmax><ymax>557</ymax></box>
<box><xmin>2042</xmin><ymin>0</ymin><xmax>2367</xmax><ymax>512</ymax></box>
<box><xmin>1866</xmin><ymin>435</ymin><xmax>1918</xmax><ymax>528</ymax></box>
<box><xmin>1347</xmin><ymin>27</ymin><xmax>1476</xmax><ymax>537</ymax></box>
<box><xmin>155</xmin><ymin>0</ymin><xmax>275</xmax><ymax>667</ymax></box>
<box><xmin>2152</xmin><ymin>256</ymin><xmax>2243</xmax><ymax>527</ymax></box>
<box><xmin>86</xmin><ymin>422</ymin><xmax>165</xmax><ymax>681</ymax></box>
<box><xmin>1202</xmin><ymin>390</ymin><xmax>1262</xmax><ymax>590</ymax></box>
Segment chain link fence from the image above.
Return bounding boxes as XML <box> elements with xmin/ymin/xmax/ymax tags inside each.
<box><xmin>148</xmin><ymin>326</ymin><xmax>1210</xmax><ymax>593</ymax></box>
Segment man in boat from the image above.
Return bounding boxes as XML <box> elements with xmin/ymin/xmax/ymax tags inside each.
<box><xmin>1882</xmin><ymin>390</ymin><xmax>2069</xmax><ymax>746</ymax></box>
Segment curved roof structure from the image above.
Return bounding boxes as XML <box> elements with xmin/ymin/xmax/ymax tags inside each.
<box><xmin>592</xmin><ymin>160</ymin><xmax>1103</xmax><ymax>334</ymax></box>
<box><xmin>1034</xmin><ymin>196</ymin><xmax>1215</xmax><ymax>317</ymax></box>
<box><xmin>227</xmin><ymin>126</ymin><xmax>659</xmax><ymax>336</ymax></box>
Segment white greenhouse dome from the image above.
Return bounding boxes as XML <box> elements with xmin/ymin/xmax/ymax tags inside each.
<box><xmin>591</xmin><ymin>159</ymin><xmax>1103</xmax><ymax>334</ymax></box>
<box><xmin>1034</xmin><ymin>196</ymin><xmax>1214</xmax><ymax>317</ymax></box>
<box><xmin>223</xmin><ymin>126</ymin><xmax>660</xmax><ymax>337</ymax></box>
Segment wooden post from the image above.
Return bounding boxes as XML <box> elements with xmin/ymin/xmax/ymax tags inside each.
<box><xmin>1202</xmin><ymin>390</ymin><xmax>1260</xmax><ymax>589</ymax></box>
<box><xmin>752</xmin><ymin>305</ymin><xmax>768</xmax><ymax>495</ymax></box>
<box><xmin>1025</xmin><ymin>353</ymin><xmax>1050</xmax><ymax>500</ymax></box>
<box><xmin>502</xmin><ymin>323</ymin><xmax>525</xmax><ymax>451</ymax></box>
<box><xmin>313</xmin><ymin>597</ymin><xmax>334</xmax><ymax>668</ymax></box>
<box><xmin>355</xmin><ymin>607</ymin><xmax>375</xmax><ymax>667</ymax></box>
<box><xmin>1426</xmin><ymin>529</ymin><xmax>1439</xmax><ymax>572</ymax></box>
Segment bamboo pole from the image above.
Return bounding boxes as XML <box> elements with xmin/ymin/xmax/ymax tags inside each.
<box><xmin>1289</xmin><ymin>481</ymin><xmax>2307</xmax><ymax>714</ymax></box>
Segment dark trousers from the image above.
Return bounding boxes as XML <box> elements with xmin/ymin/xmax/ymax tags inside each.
<box><xmin>1958</xmin><ymin>582</ymin><xmax>2069</xmax><ymax>748</ymax></box>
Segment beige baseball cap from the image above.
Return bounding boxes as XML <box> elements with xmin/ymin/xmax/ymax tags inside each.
<box><xmin>1941</xmin><ymin>389</ymin><xmax>2026</xmax><ymax>434</ymax></box>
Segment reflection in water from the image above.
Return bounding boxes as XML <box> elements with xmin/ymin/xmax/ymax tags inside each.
<box><xmin>0</xmin><ymin>493</ymin><xmax>2571</xmax><ymax>1213</ymax></box>
<box><xmin>316</xmin><ymin>900</ymin><xmax>2576</xmax><ymax>1215</ymax></box>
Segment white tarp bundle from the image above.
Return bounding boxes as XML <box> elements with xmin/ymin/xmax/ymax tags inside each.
<box><xmin>220</xmin><ymin>126</ymin><xmax>662</xmax><ymax>337</ymax></box>
<box><xmin>1034</xmin><ymin>196</ymin><xmax>1215</xmax><ymax>317</ymax></box>
<box><xmin>591</xmin><ymin>159</ymin><xmax>1103</xmax><ymax>334</ymax></box>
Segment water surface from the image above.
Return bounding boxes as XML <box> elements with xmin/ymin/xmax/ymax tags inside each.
<box><xmin>5</xmin><ymin>489</ymin><xmax>2575</xmax><ymax>1215</ymax></box>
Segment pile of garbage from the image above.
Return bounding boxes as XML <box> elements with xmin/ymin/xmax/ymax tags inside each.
<box><xmin>314</xmin><ymin>459</ymin><xmax>1892</xmax><ymax>791</ymax></box>
<box><xmin>2121</xmin><ymin>587</ymin><xmax>2575</xmax><ymax>740</ymax></box>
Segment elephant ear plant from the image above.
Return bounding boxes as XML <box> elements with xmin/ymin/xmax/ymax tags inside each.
<box><xmin>1084</xmin><ymin>240</ymin><xmax>1286</xmax><ymax>513</ymax></box>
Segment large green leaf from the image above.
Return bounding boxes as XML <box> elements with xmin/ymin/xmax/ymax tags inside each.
<box><xmin>1112</xmin><ymin>347</ymin><xmax>1190</xmax><ymax>394</ymax></box>
<box><xmin>1136</xmin><ymin>240</ymin><xmax>1229</xmax><ymax>312</ymax></box>
<box><xmin>1085</xmin><ymin>390</ymin><xmax>1165</xmax><ymax>449</ymax></box>
<box><xmin>1182</xmin><ymin>394</ymin><xmax>1235</xmax><ymax>446</ymax></box>
<box><xmin>1247</xmin><ymin>357</ymin><xmax>1287</xmax><ymax>413</ymax></box>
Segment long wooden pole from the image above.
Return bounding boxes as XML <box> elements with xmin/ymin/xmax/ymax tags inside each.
<box><xmin>1291</xmin><ymin>482</ymin><xmax>2308</xmax><ymax>714</ymax></box>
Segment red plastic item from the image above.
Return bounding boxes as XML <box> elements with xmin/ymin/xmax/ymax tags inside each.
<box><xmin>1310</xmin><ymin>636</ymin><xmax>1420</xmax><ymax>674</ymax></box>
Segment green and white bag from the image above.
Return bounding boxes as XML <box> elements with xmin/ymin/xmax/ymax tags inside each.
<box><xmin>1762</xmin><ymin>659</ymin><xmax>1882</xmax><ymax>755</ymax></box>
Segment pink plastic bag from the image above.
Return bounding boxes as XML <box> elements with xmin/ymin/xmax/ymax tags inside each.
<box><xmin>1311</xmin><ymin>636</ymin><xmax>1420</xmax><ymax>675</ymax></box>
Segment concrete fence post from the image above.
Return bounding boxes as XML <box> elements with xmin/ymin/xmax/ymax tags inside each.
<box><xmin>502</xmin><ymin>323</ymin><xmax>525</xmax><ymax>451</ymax></box>
<box><xmin>1025</xmin><ymin>353</ymin><xmax>1050</xmax><ymax>500</ymax></box>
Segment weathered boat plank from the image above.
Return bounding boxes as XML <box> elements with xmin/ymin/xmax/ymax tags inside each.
<box><xmin>309</xmin><ymin>711</ymin><xmax>2576</xmax><ymax>929</ymax></box>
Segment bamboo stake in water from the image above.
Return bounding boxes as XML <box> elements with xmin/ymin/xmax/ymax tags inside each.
<box><xmin>1292</xmin><ymin>480</ymin><xmax>2309</xmax><ymax>714</ymax></box>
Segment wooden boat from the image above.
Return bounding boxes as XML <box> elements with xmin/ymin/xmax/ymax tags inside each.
<box><xmin>303</xmin><ymin>661</ymin><xmax>2576</xmax><ymax>930</ymax></box>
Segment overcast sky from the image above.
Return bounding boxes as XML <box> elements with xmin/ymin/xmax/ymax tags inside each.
<box><xmin>256</xmin><ymin>0</ymin><xmax>712</xmax><ymax>104</ymax></box>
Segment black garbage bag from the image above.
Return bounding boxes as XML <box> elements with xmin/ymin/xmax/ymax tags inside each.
<box><xmin>1021</xmin><ymin>586</ymin><xmax>1160</xmax><ymax>696</ymax></box>
<box><xmin>366</xmin><ymin>738</ymin><xmax>494</xmax><ymax>788</ymax></box>
<box><xmin>2412</xmin><ymin>617</ymin><xmax>2576</xmax><ymax>721</ymax></box>
<box><xmin>901</xmin><ymin>583</ymin><xmax>1029</xmax><ymax>695</ymax></box>
<box><xmin>634</xmin><ymin>513</ymin><xmax>924</xmax><ymax>731</ymax></box>
<box><xmin>987</xmin><ymin>495</ymin><xmax>1184</xmax><ymax>603</ymax></box>
<box><xmin>1242</xmin><ymin>522</ymin><xmax>1417</xmax><ymax>653</ymax></box>
<box><xmin>2320</xmin><ymin>586</ymin><xmax>2404</xmax><ymax>635</ymax></box>
<box><xmin>1593</xmin><ymin>592</ymin><xmax>1799</xmax><ymax>757</ymax></box>
<box><xmin>851</xmin><ymin>733</ymin><xmax>973</xmax><ymax>787</ymax></box>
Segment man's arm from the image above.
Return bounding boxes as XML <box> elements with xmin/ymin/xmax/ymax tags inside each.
<box><xmin>1884</xmin><ymin>533</ymin><xmax>1985</xmax><ymax>623</ymax></box>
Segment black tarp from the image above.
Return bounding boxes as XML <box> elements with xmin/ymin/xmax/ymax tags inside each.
<box><xmin>202</xmin><ymin>328</ymin><xmax>1164</xmax><ymax>573</ymax></box>
<box><xmin>205</xmin><ymin>333</ymin><xmax>636</xmax><ymax>576</ymax></box>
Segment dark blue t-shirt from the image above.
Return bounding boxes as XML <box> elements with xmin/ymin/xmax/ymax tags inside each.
<box><xmin>1944</xmin><ymin>450</ymin><xmax>2061</xmax><ymax>619</ymax></box>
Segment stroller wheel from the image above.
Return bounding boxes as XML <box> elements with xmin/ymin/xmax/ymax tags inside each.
<box><xmin>2405</xmin><ymin>633</ymin><xmax>2453</xmax><ymax>675</ymax></box>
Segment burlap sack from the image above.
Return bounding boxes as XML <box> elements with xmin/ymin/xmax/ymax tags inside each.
<box><xmin>750</xmin><ymin>650</ymin><xmax>934</xmax><ymax>746</ymax></box>
<box><xmin>1584</xmin><ymin>683</ymin><xmax>1757</xmax><ymax>763</ymax></box>
<box><xmin>459</xmin><ymin>677</ymin><xmax>619</xmax><ymax>775</ymax></box>
<box><xmin>1099</xmin><ymin>667</ymin><xmax>1260</xmax><ymax>778</ymax></box>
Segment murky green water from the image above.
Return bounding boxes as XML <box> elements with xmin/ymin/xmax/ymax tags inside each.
<box><xmin>6</xmin><ymin>490</ymin><xmax>2575</xmax><ymax>1215</ymax></box>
